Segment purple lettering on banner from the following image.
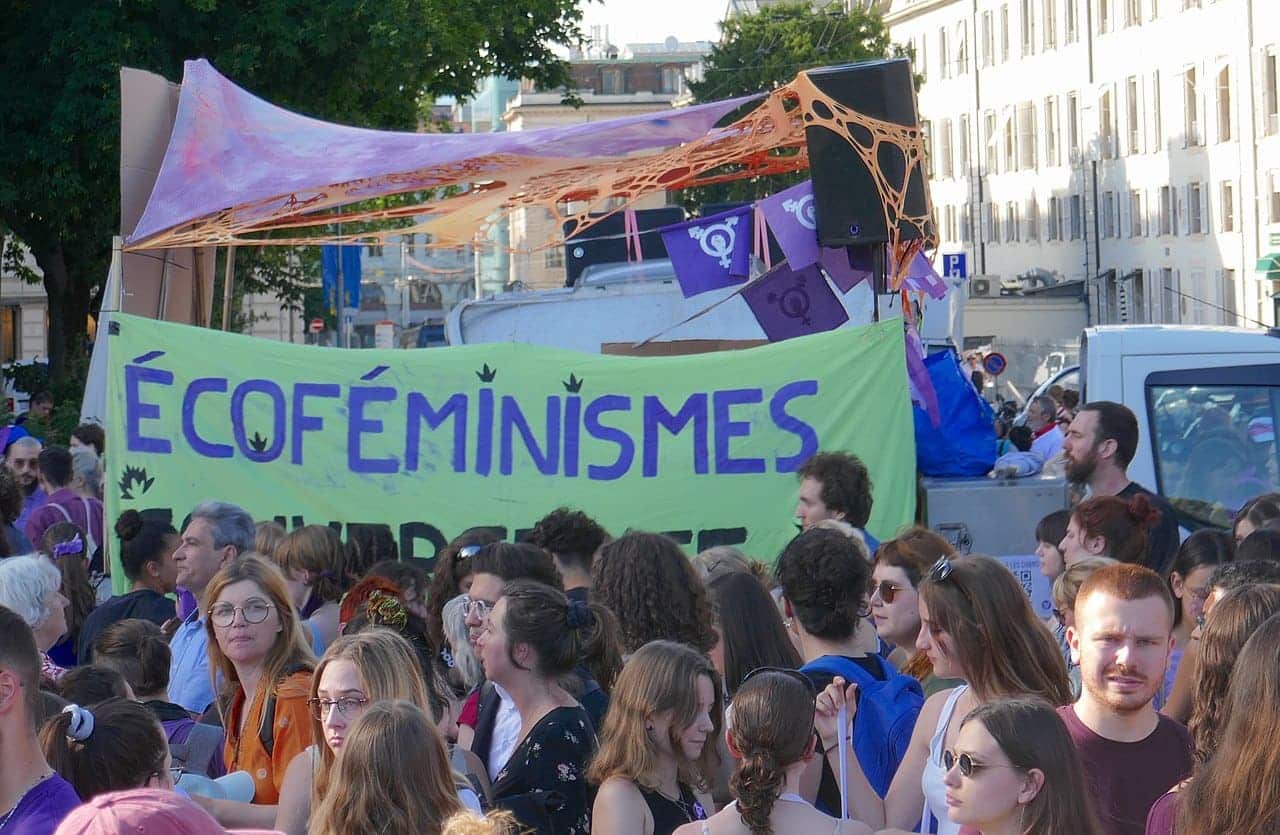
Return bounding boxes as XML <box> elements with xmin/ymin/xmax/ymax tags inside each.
<box><xmin>230</xmin><ymin>379</ymin><xmax>286</xmax><ymax>463</ymax></box>
<box><xmin>712</xmin><ymin>388</ymin><xmax>767</xmax><ymax>474</ymax></box>
<box><xmin>743</xmin><ymin>262</ymin><xmax>849</xmax><ymax>342</ymax></box>
<box><xmin>563</xmin><ymin>395</ymin><xmax>582</xmax><ymax>478</ymax></box>
<box><xmin>347</xmin><ymin>386</ymin><xmax>398</xmax><ymax>474</ymax></box>
<box><xmin>758</xmin><ymin>180</ymin><xmax>820</xmax><ymax>269</ymax></box>
<box><xmin>500</xmin><ymin>395</ymin><xmax>561</xmax><ymax>476</ymax></box>
<box><xmin>770</xmin><ymin>380</ymin><xmax>820</xmax><ymax>471</ymax></box>
<box><xmin>292</xmin><ymin>383</ymin><xmax>341</xmax><ymax>465</ymax></box>
<box><xmin>405</xmin><ymin>392</ymin><xmax>468</xmax><ymax>473</ymax></box>
<box><xmin>476</xmin><ymin>388</ymin><xmax>494</xmax><ymax>477</ymax></box>
<box><xmin>183</xmin><ymin>378</ymin><xmax>233</xmax><ymax>459</ymax></box>
<box><xmin>584</xmin><ymin>395</ymin><xmax>634</xmax><ymax>481</ymax></box>
<box><xmin>642</xmin><ymin>394</ymin><xmax>709</xmax><ymax>478</ymax></box>
<box><xmin>125</xmin><ymin>364</ymin><xmax>174</xmax><ymax>454</ymax></box>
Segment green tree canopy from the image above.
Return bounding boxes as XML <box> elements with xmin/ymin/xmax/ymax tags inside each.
<box><xmin>681</xmin><ymin>1</ymin><xmax>909</xmax><ymax>210</ymax></box>
<box><xmin>0</xmin><ymin>0</ymin><xmax>591</xmax><ymax>381</ymax></box>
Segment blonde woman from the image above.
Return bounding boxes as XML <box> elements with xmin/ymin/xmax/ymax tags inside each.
<box><xmin>590</xmin><ymin>641</ymin><xmax>722</xmax><ymax>835</ymax></box>
<box><xmin>310</xmin><ymin>700</ymin><xmax>464</xmax><ymax>835</ymax></box>
<box><xmin>199</xmin><ymin>555</ymin><xmax>315</xmax><ymax>828</ymax></box>
<box><xmin>274</xmin><ymin>628</ymin><xmax>486</xmax><ymax>835</ymax></box>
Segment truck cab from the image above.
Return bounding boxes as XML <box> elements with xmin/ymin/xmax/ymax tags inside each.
<box><xmin>1080</xmin><ymin>325</ymin><xmax>1280</xmax><ymax>529</ymax></box>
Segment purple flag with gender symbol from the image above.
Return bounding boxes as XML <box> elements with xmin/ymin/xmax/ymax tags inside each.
<box><xmin>758</xmin><ymin>180</ymin><xmax>820</xmax><ymax>269</ymax></box>
<box><xmin>742</xmin><ymin>261</ymin><xmax>849</xmax><ymax>342</ymax></box>
<box><xmin>819</xmin><ymin>245</ymin><xmax>876</xmax><ymax>293</ymax></box>
<box><xmin>660</xmin><ymin>205</ymin><xmax>753</xmax><ymax>297</ymax></box>
<box><xmin>903</xmin><ymin>252</ymin><xmax>949</xmax><ymax>299</ymax></box>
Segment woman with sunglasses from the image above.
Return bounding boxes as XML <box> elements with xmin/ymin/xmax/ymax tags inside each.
<box><xmin>870</xmin><ymin>528</ymin><xmax>960</xmax><ymax>694</ymax></box>
<box><xmin>275</xmin><ymin>629</ymin><xmax>484</xmax><ymax>835</ymax></box>
<box><xmin>674</xmin><ymin>668</ymin><xmax>872</xmax><ymax>835</ymax></box>
<box><xmin>590</xmin><ymin>641</ymin><xmax>722</xmax><ymax>835</ymax></box>
<box><xmin>937</xmin><ymin>697</ymin><xmax>1103</xmax><ymax>835</ymax></box>
<box><xmin>816</xmin><ymin>555</ymin><xmax>1071</xmax><ymax>835</ymax></box>
<box><xmin>426</xmin><ymin>529</ymin><xmax>502</xmax><ymax>656</ymax></box>
<box><xmin>199</xmin><ymin>555</ymin><xmax>315</xmax><ymax>827</ymax></box>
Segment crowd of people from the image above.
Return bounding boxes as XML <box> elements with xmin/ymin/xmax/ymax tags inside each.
<box><xmin>2</xmin><ymin>396</ymin><xmax>1280</xmax><ymax>835</ymax></box>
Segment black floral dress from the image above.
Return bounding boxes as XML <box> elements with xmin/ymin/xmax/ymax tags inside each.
<box><xmin>491</xmin><ymin>705</ymin><xmax>597</xmax><ymax>834</ymax></box>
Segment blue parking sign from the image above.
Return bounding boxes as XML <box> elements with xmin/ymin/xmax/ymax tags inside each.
<box><xmin>942</xmin><ymin>253</ymin><xmax>967</xmax><ymax>279</ymax></box>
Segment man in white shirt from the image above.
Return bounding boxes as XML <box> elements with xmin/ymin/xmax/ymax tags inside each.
<box><xmin>1028</xmin><ymin>395</ymin><xmax>1065</xmax><ymax>462</ymax></box>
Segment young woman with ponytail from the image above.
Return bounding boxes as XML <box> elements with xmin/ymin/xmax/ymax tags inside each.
<box><xmin>40</xmin><ymin>698</ymin><xmax>174</xmax><ymax>800</ymax></box>
<box><xmin>475</xmin><ymin>580</ymin><xmax>610</xmax><ymax>834</ymax></box>
<box><xmin>675</xmin><ymin>669</ymin><xmax>872</xmax><ymax>835</ymax></box>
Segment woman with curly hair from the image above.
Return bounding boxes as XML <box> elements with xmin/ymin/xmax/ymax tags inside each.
<box><xmin>674</xmin><ymin>668</ymin><xmax>871</xmax><ymax>835</ymax></box>
<box><xmin>0</xmin><ymin>465</ymin><xmax>33</xmax><ymax>556</ymax></box>
<box><xmin>592</xmin><ymin>532</ymin><xmax>717</xmax><ymax>655</ymax></box>
<box><xmin>425</xmin><ymin>528</ymin><xmax>502</xmax><ymax>654</ymax></box>
<box><xmin>590</xmin><ymin>641</ymin><xmax>721</xmax><ymax>835</ymax></box>
<box><xmin>1059</xmin><ymin>493</ymin><xmax>1161</xmax><ymax>566</ymax></box>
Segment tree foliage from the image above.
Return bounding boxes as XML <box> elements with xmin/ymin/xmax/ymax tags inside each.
<box><xmin>680</xmin><ymin>1</ymin><xmax>910</xmax><ymax>211</ymax></box>
<box><xmin>0</xmin><ymin>0</ymin><xmax>591</xmax><ymax>381</ymax></box>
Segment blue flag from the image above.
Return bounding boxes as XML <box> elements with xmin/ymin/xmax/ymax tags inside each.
<box><xmin>321</xmin><ymin>245</ymin><xmax>363</xmax><ymax>312</ymax></box>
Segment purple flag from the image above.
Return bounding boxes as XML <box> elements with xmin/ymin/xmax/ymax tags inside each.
<box><xmin>903</xmin><ymin>252</ymin><xmax>949</xmax><ymax>299</ymax></box>
<box><xmin>758</xmin><ymin>180</ymin><xmax>820</xmax><ymax>269</ymax></box>
<box><xmin>742</xmin><ymin>262</ymin><xmax>849</xmax><ymax>342</ymax></box>
<box><xmin>819</xmin><ymin>245</ymin><xmax>875</xmax><ymax>293</ymax></box>
<box><xmin>905</xmin><ymin>319</ymin><xmax>941</xmax><ymax>427</ymax></box>
<box><xmin>661</xmin><ymin>205</ymin><xmax>753</xmax><ymax>297</ymax></box>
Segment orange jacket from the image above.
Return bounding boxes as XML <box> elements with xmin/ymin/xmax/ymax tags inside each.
<box><xmin>223</xmin><ymin>670</ymin><xmax>314</xmax><ymax>804</ymax></box>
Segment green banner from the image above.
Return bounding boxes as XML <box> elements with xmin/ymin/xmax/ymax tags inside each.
<box><xmin>106</xmin><ymin>314</ymin><xmax>915</xmax><ymax>590</ymax></box>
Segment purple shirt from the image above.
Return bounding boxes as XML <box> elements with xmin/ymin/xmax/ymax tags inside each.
<box><xmin>3</xmin><ymin>772</ymin><xmax>80</xmax><ymax>835</ymax></box>
<box><xmin>12</xmin><ymin>487</ymin><xmax>47</xmax><ymax>542</ymax></box>
<box><xmin>24</xmin><ymin>488</ymin><xmax>103</xmax><ymax>557</ymax></box>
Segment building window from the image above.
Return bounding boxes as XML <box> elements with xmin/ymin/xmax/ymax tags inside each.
<box><xmin>1265</xmin><ymin>48</ymin><xmax>1278</xmax><ymax>136</ymax></box>
<box><xmin>367</xmin><ymin>242</ymin><xmax>384</xmax><ymax>258</ymax></box>
<box><xmin>1098</xmin><ymin>0</ymin><xmax>1110</xmax><ymax>33</ymax></box>
<box><xmin>1220</xmin><ymin>180</ymin><xmax>1235</xmax><ymax>232</ymax></box>
<box><xmin>961</xmin><ymin>204</ymin><xmax>973</xmax><ymax>243</ymax></box>
<box><xmin>923</xmin><ymin>120</ymin><xmax>934</xmax><ymax>178</ymax></box>
<box><xmin>1183</xmin><ymin>66</ymin><xmax>1201</xmax><ymax>146</ymax></box>
<box><xmin>984</xmin><ymin>110</ymin><xmax>999</xmax><ymax>173</ymax></box>
<box><xmin>1182</xmin><ymin>0</ymin><xmax>1200</xmax><ymax>8</ymax></box>
<box><xmin>408</xmin><ymin>236</ymin><xmax>420</xmax><ymax>258</ymax></box>
<box><xmin>1070</xmin><ymin>194</ymin><xmax>1083</xmax><ymax>239</ymax></box>
<box><xmin>917</xmin><ymin>34</ymin><xmax>928</xmax><ymax>79</ymax></box>
<box><xmin>940</xmin><ymin>27</ymin><xmax>950</xmax><ymax>79</ymax></box>
<box><xmin>1021</xmin><ymin>0</ymin><xmax>1036</xmax><ymax>55</ymax></box>
<box><xmin>957</xmin><ymin>22</ymin><xmax>970</xmax><ymax>73</ymax></box>
<box><xmin>1216</xmin><ymin>64</ymin><xmax>1231</xmax><ymax>142</ymax></box>
<box><xmin>0</xmin><ymin>306</ymin><xmax>17</xmax><ymax>365</ymax></box>
<box><xmin>1001</xmin><ymin>4</ymin><xmax>1010</xmax><ymax>62</ymax></box>
<box><xmin>1026</xmin><ymin>198</ymin><xmax>1040</xmax><ymax>241</ymax></box>
<box><xmin>986</xmin><ymin>202</ymin><xmax>1000</xmax><ymax>243</ymax></box>
<box><xmin>1017</xmin><ymin>102</ymin><xmax>1037</xmax><ymax>169</ymax></box>
<box><xmin>601</xmin><ymin>68</ymin><xmax>623</xmax><ymax>94</ymax></box>
<box><xmin>661</xmin><ymin>66</ymin><xmax>685</xmax><ymax>95</ymax></box>
<box><xmin>1161</xmin><ymin>268</ymin><xmax>1181</xmax><ymax>324</ymax></box>
<box><xmin>959</xmin><ymin>114</ymin><xmax>971</xmax><ymax>172</ymax></box>
<box><xmin>1005</xmin><ymin>201</ymin><xmax>1020</xmax><ymax>242</ymax></box>
<box><xmin>982</xmin><ymin>11</ymin><xmax>996</xmax><ymax>65</ymax></box>
<box><xmin>1099</xmin><ymin>88</ymin><xmax>1116</xmax><ymax>158</ymax></box>
<box><xmin>939</xmin><ymin>118</ymin><xmax>954</xmax><ymax>178</ymax></box>
<box><xmin>945</xmin><ymin>205</ymin><xmax>958</xmax><ymax>241</ymax></box>
<box><xmin>544</xmin><ymin>247</ymin><xmax>565</xmax><ymax>269</ymax></box>
<box><xmin>1048</xmin><ymin>197</ymin><xmax>1061</xmax><ymax>239</ymax></box>
<box><xmin>1159</xmin><ymin>185</ymin><xmax>1177</xmax><ymax>234</ymax></box>
<box><xmin>1103</xmin><ymin>191</ymin><xmax>1117</xmax><ymax>238</ymax></box>
<box><xmin>1003</xmin><ymin>107</ymin><xmax>1017</xmax><ymax>171</ymax></box>
<box><xmin>1130</xmin><ymin>189</ymin><xmax>1145</xmax><ymax>236</ymax></box>
<box><xmin>1150</xmin><ymin>0</ymin><xmax>1159</xmax><ymax>17</ymax></box>
<box><xmin>1268</xmin><ymin>172</ymin><xmax>1280</xmax><ymax>223</ymax></box>
<box><xmin>1044</xmin><ymin>97</ymin><xmax>1059</xmax><ymax>166</ymax></box>
<box><xmin>1125</xmin><ymin>0</ymin><xmax>1142</xmax><ymax>26</ymax></box>
<box><xmin>1222</xmin><ymin>269</ymin><xmax>1238</xmax><ymax>323</ymax></box>
<box><xmin>1151</xmin><ymin>71</ymin><xmax>1163</xmax><ymax>151</ymax></box>
<box><xmin>1187</xmin><ymin>183</ymin><xmax>1205</xmax><ymax>234</ymax></box>
<box><xmin>1067</xmin><ymin>92</ymin><xmax>1081</xmax><ymax>160</ymax></box>
<box><xmin>1043</xmin><ymin>0</ymin><xmax>1058</xmax><ymax>49</ymax></box>
<box><xmin>1126</xmin><ymin>76</ymin><xmax>1142</xmax><ymax>154</ymax></box>
<box><xmin>1065</xmin><ymin>0</ymin><xmax>1079</xmax><ymax>41</ymax></box>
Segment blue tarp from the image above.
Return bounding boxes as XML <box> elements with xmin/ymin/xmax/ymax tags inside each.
<box><xmin>913</xmin><ymin>350</ymin><xmax>997</xmax><ymax>477</ymax></box>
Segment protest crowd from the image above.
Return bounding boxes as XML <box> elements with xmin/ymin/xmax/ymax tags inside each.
<box><xmin>4</xmin><ymin>390</ymin><xmax>1280</xmax><ymax>835</ymax></box>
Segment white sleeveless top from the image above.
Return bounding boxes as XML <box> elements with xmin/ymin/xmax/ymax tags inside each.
<box><xmin>919</xmin><ymin>685</ymin><xmax>967</xmax><ymax>835</ymax></box>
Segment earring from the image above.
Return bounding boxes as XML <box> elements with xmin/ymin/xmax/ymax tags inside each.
<box><xmin>783</xmin><ymin>618</ymin><xmax>794</xmax><ymax>629</ymax></box>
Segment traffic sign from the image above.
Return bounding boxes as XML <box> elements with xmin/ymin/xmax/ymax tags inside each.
<box><xmin>942</xmin><ymin>252</ymin><xmax>968</xmax><ymax>279</ymax></box>
<box><xmin>983</xmin><ymin>352</ymin><xmax>1007</xmax><ymax>376</ymax></box>
<box><xmin>309</xmin><ymin>318</ymin><xmax>324</xmax><ymax>334</ymax></box>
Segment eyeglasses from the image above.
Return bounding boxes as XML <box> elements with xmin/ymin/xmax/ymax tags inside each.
<box><xmin>870</xmin><ymin>580</ymin><xmax>906</xmax><ymax>604</ymax></box>
<box><xmin>307</xmin><ymin>696</ymin><xmax>371</xmax><ymax>722</ymax></box>
<box><xmin>929</xmin><ymin>557</ymin><xmax>955</xmax><ymax>583</ymax></box>
<box><xmin>457</xmin><ymin>544</ymin><xmax>483</xmax><ymax>560</ymax></box>
<box><xmin>208</xmin><ymin>600</ymin><xmax>275</xmax><ymax>628</ymax></box>
<box><xmin>741</xmin><ymin>666</ymin><xmax>817</xmax><ymax>697</ymax></box>
<box><xmin>463</xmin><ymin>596</ymin><xmax>494</xmax><ymax>620</ymax></box>
<box><xmin>943</xmin><ymin>749</ymin><xmax>1023</xmax><ymax>778</ymax></box>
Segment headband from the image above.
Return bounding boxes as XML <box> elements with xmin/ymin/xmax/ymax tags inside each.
<box><xmin>51</xmin><ymin>534</ymin><xmax>85</xmax><ymax>559</ymax></box>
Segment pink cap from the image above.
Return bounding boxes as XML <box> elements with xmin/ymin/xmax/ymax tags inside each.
<box><xmin>54</xmin><ymin>788</ymin><xmax>281</xmax><ymax>835</ymax></box>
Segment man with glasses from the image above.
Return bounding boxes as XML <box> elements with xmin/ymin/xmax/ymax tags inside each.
<box><xmin>461</xmin><ymin>542</ymin><xmax>565</xmax><ymax>783</ymax></box>
<box><xmin>1060</xmin><ymin>562</ymin><xmax>1192</xmax><ymax>835</ymax></box>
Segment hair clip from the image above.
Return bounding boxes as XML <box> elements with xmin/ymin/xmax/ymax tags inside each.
<box><xmin>51</xmin><ymin>534</ymin><xmax>85</xmax><ymax>559</ymax></box>
<box><xmin>367</xmin><ymin>590</ymin><xmax>409</xmax><ymax>630</ymax></box>
<box><xmin>63</xmin><ymin>704</ymin><xmax>95</xmax><ymax>741</ymax></box>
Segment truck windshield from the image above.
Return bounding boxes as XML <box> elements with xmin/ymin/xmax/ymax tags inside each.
<box><xmin>1148</xmin><ymin>382</ymin><xmax>1280</xmax><ymax>529</ymax></box>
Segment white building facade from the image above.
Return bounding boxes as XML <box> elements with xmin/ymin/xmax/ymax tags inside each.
<box><xmin>885</xmin><ymin>0</ymin><xmax>1280</xmax><ymax>326</ymax></box>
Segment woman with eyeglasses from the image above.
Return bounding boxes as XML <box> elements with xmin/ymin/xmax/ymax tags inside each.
<box><xmin>674</xmin><ymin>668</ymin><xmax>872</xmax><ymax>835</ymax></box>
<box><xmin>870</xmin><ymin>528</ymin><xmax>960</xmax><ymax>695</ymax></box>
<box><xmin>274</xmin><ymin>629</ymin><xmax>484</xmax><ymax>835</ymax></box>
<box><xmin>816</xmin><ymin>555</ymin><xmax>1071</xmax><ymax>835</ymax></box>
<box><xmin>41</xmin><ymin>699</ymin><xmax>176</xmax><ymax>801</ymax></box>
<box><xmin>936</xmin><ymin>697</ymin><xmax>1104</xmax><ymax>835</ymax></box>
<box><xmin>200</xmin><ymin>555</ymin><xmax>315</xmax><ymax>825</ymax></box>
<box><xmin>590</xmin><ymin>641</ymin><xmax>722</xmax><ymax>835</ymax></box>
<box><xmin>426</xmin><ymin>529</ymin><xmax>502</xmax><ymax>657</ymax></box>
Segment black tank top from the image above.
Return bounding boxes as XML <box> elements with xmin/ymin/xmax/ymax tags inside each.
<box><xmin>640</xmin><ymin>782</ymin><xmax>707</xmax><ymax>835</ymax></box>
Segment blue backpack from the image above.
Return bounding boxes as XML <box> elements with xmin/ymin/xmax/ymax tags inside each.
<box><xmin>801</xmin><ymin>654</ymin><xmax>924</xmax><ymax>798</ymax></box>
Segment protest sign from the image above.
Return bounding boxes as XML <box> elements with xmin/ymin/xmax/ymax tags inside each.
<box><xmin>106</xmin><ymin>314</ymin><xmax>916</xmax><ymax>590</ymax></box>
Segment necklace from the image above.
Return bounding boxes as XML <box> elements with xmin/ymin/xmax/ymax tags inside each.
<box><xmin>0</xmin><ymin>771</ymin><xmax>50</xmax><ymax>832</ymax></box>
<box><xmin>652</xmin><ymin>783</ymin><xmax>706</xmax><ymax>822</ymax></box>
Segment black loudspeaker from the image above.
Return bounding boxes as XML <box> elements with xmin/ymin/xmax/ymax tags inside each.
<box><xmin>562</xmin><ymin>207</ymin><xmax>686</xmax><ymax>286</ymax></box>
<box><xmin>804</xmin><ymin>58</ymin><xmax>933</xmax><ymax>247</ymax></box>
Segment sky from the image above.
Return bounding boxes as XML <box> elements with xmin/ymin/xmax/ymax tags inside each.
<box><xmin>578</xmin><ymin>0</ymin><xmax>726</xmax><ymax>47</ymax></box>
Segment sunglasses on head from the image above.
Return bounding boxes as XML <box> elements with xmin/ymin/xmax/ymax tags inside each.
<box><xmin>943</xmin><ymin>749</ymin><xmax>1023</xmax><ymax>778</ymax></box>
<box><xmin>456</xmin><ymin>544</ymin><xmax>483</xmax><ymax>560</ymax></box>
<box><xmin>929</xmin><ymin>557</ymin><xmax>956</xmax><ymax>583</ymax></box>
